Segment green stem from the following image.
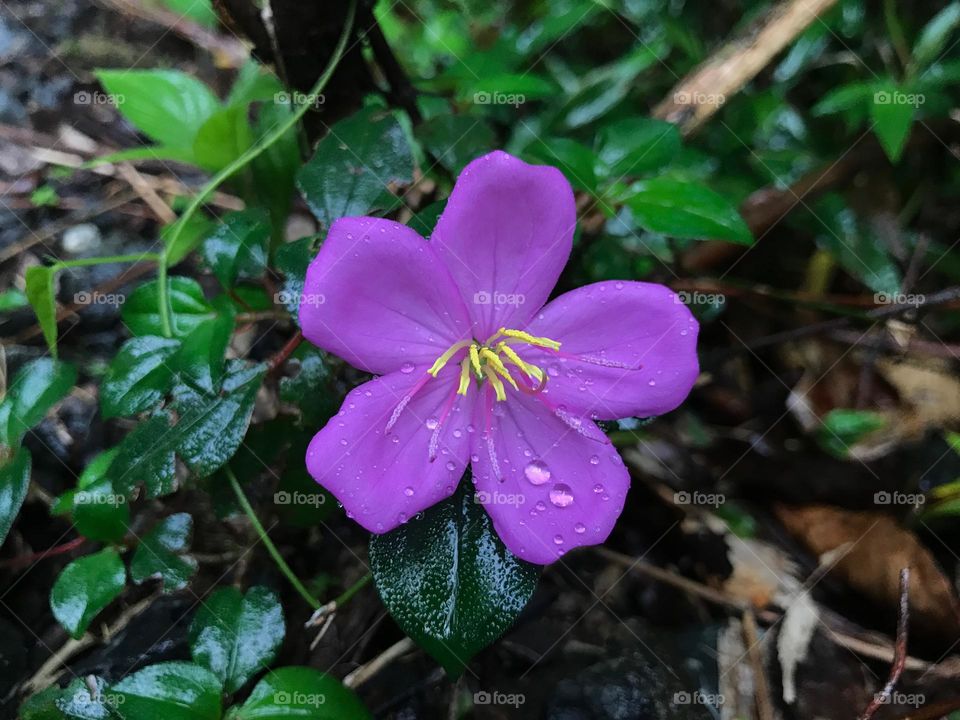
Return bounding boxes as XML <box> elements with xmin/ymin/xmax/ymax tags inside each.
<box><xmin>226</xmin><ymin>466</ymin><xmax>321</xmax><ymax>609</ymax></box>
<box><xmin>332</xmin><ymin>572</ymin><xmax>372</xmax><ymax>608</ymax></box>
<box><xmin>53</xmin><ymin>253</ymin><xmax>160</xmax><ymax>270</ymax></box>
<box><xmin>157</xmin><ymin>259</ymin><xmax>173</xmax><ymax>338</ymax></box>
<box><xmin>157</xmin><ymin>0</ymin><xmax>357</xmax><ymax>336</ymax></box>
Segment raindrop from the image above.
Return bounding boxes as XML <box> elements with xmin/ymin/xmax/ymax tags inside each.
<box><xmin>593</xmin><ymin>483</ymin><xmax>605</xmax><ymax>494</ymax></box>
<box><xmin>574</xmin><ymin>522</ymin><xmax>586</xmax><ymax>534</ymax></box>
<box><xmin>403</xmin><ymin>486</ymin><xmax>414</xmax><ymax>497</ymax></box>
<box><xmin>453</xmin><ymin>429</ymin><xmax>463</xmax><ymax>438</ymax></box>
<box><xmin>425</xmin><ymin>417</ymin><xmax>439</xmax><ymax>430</ymax></box>
<box><xmin>547</xmin><ymin>364</ymin><xmax>560</xmax><ymax>378</ymax></box>
<box><xmin>400</xmin><ymin>362</ymin><xmax>415</xmax><ymax>374</ymax></box>
<box><xmin>445</xmin><ymin>461</ymin><xmax>456</xmax><ymax>471</ymax></box>
<box><xmin>339</xmin><ymin>439</ymin><xmax>348</xmax><ymax>446</ymax></box>
<box><xmin>549</xmin><ymin>483</ymin><xmax>574</xmax><ymax>508</ymax></box>
<box><xmin>524</xmin><ymin>460</ymin><xmax>551</xmax><ymax>485</ymax></box>
<box><xmin>553</xmin><ymin>534</ymin><xmax>564</xmax><ymax>545</ymax></box>
<box><xmin>589</xmin><ymin>455</ymin><xmax>600</xmax><ymax>465</ymax></box>
<box><xmin>535</xmin><ymin>501</ymin><xmax>547</xmax><ymax>512</ymax></box>
<box><xmin>648</xmin><ymin>379</ymin><xmax>656</xmax><ymax>386</ymax></box>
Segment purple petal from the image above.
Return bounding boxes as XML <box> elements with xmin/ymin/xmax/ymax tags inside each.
<box><xmin>521</xmin><ymin>281</ymin><xmax>699</xmax><ymax>420</ymax></box>
<box><xmin>431</xmin><ymin>151</ymin><xmax>575</xmax><ymax>339</ymax></box>
<box><xmin>299</xmin><ymin>216</ymin><xmax>471</xmax><ymax>375</ymax></box>
<box><xmin>470</xmin><ymin>389</ymin><xmax>629</xmax><ymax>564</ymax></box>
<box><xmin>306</xmin><ymin>363</ymin><xmax>475</xmax><ymax>533</ymax></box>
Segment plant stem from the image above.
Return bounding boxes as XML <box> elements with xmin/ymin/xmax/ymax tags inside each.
<box><xmin>54</xmin><ymin>253</ymin><xmax>161</xmax><ymax>270</ymax></box>
<box><xmin>334</xmin><ymin>572</ymin><xmax>372</xmax><ymax>607</ymax></box>
<box><xmin>226</xmin><ymin>466</ymin><xmax>321</xmax><ymax>610</ymax></box>
<box><xmin>157</xmin><ymin>259</ymin><xmax>173</xmax><ymax>338</ymax></box>
<box><xmin>157</xmin><ymin>0</ymin><xmax>357</xmax><ymax>336</ymax></box>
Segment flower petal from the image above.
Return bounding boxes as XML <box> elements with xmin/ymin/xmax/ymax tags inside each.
<box><xmin>470</xmin><ymin>389</ymin><xmax>629</xmax><ymax>564</ymax></box>
<box><xmin>522</xmin><ymin>281</ymin><xmax>699</xmax><ymax>420</ymax></box>
<box><xmin>299</xmin><ymin>216</ymin><xmax>471</xmax><ymax>375</ymax></box>
<box><xmin>306</xmin><ymin>363</ymin><xmax>475</xmax><ymax>533</ymax></box>
<box><xmin>431</xmin><ymin>151</ymin><xmax>575</xmax><ymax>339</ymax></box>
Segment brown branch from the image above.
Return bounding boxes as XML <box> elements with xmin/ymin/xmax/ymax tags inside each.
<box><xmin>859</xmin><ymin>567</ymin><xmax>910</xmax><ymax>720</ymax></box>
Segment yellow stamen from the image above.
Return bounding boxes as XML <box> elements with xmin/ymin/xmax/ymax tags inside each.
<box><xmin>499</xmin><ymin>327</ymin><xmax>561</xmax><ymax>351</ymax></box>
<box><xmin>480</xmin><ymin>348</ymin><xmax>519</xmax><ymax>390</ymax></box>
<box><xmin>456</xmin><ymin>358</ymin><xmax>471</xmax><ymax>395</ymax></box>
<box><xmin>483</xmin><ymin>366</ymin><xmax>507</xmax><ymax>401</ymax></box>
<box><xmin>469</xmin><ymin>344</ymin><xmax>483</xmax><ymax>379</ymax></box>
<box><xmin>497</xmin><ymin>342</ymin><xmax>544</xmax><ymax>382</ymax></box>
<box><xmin>428</xmin><ymin>339</ymin><xmax>471</xmax><ymax>377</ymax></box>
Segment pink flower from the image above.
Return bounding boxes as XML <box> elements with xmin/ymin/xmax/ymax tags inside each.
<box><xmin>299</xmin><ymin>151</ymin><xmax>699</xmax><ymax>564</ymax></box>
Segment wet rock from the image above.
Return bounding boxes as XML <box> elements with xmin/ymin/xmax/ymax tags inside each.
<box><xmin>62</xmin><ymin>223</ymin><xmax>102</xmax><ymax>254</ymax></box>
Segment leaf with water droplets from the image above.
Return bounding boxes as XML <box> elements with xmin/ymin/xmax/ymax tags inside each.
<box><xmin>369</xmin><ymin>480</ymin><xmax>539</xmax><ymax>677</ymax></box>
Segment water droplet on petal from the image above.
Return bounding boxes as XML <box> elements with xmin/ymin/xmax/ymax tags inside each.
<box><xmin>574</xmin><ymin>522</ymin><xmax>586</xmax><ymax>534</ymax></box>
<box><xmin>553</xmin><ymin>534</ymin><xmax>564</xmax><ymax>545</ymax></box>
<box><xmin>593</xmin><ymin>483</ymin><xmax>605</xmax><ymax>494</ymax></box>
<box><xmin>589</xmin><ymin>455</ymin><xmax>600</xmax><ymax>465</ymax></box>
<box><xmin>535</xmin><ymin>501</ymin><xmax>547</xmax><ymax>512</ymax></box>
<box><xmin>400</xmin><ymin>362</ymin><xmax>415</xmax><ymax>374</ymax></box>
<box><xmin>403</xmin><ymin>486</ymin><xmax>414</xmax><ymax>497</ymax></box>
<box><xmin>648</xmin><ymin>379</ymin><xmax>656</xmax><ymax>386</ymax></box>
<box><xmin>549</xmin><ymin>483</ymin><xmax>574</xmax><ymax>508</ymax></box>
<box><xmin>425</xmin><ymin>417</ymin><xmax>439</xmax><ymax>430</ymax></box>
<box><xmin>524</xmin><ymin>460</ymin><xmax>551</xmax><ymax>485</ymax></box>
<box><xmin>445</xmin><ymin>461</ymin><xmax>456</xmax><ymax>471</ymax></box>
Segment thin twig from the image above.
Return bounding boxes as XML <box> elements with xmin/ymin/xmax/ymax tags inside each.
<box><xmin>343</xmin><ymin>637</ymin><xmax>415</xmax><ymax>688</ymax></box>
<box><xmin>859</xmin><ymin>568</ymin><xmax>910</xmax><ymax>720</ymax></box>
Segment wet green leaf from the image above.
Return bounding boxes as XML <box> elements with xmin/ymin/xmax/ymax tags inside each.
<box><xmin>24</xmin><ymin>266</ymin><xmax>58</xmax><ymax>357</ymax></box>
<box><xmin>278</xmin><ymin>346</ymin><xmax>337</xmax><ymax>427</ymax></box>
<box><xmin>200</xmin><ymin>208</ymin><xmax>271</xmax><ymax>288</ymax></box>
<box><xmin>0</xmin><ymin>358</ymin><xmax>77</xmax><ymax>448</ymax></box>
<box><xmin>275</xmin><ymin>236</ymin><xmax>318</xmax><ymax>321</ymax></box>
<box><xmin>415</xmin><ymin>114</ymin><xmax>495</xmax><ymax>174</ymax></box>
<box><xmin>370</xmin><ymin>483</ymin><xmax>539</xmax><ymax>676</ymax></box>
<box><xmin>122</xmin><ymin>277</ymin><xmax>217</xmax><ymax>338</ymax></box>
<box><xmin>112</xmin><ymin>662</ymin><xmax>222</xmax><ymax>719</ymax></box>
<box><xmin>189</xmin><ymin>586</ymin><xmax>284</xmax><ymax>693</ymax></box>
<box><xmin>0</xmin><ymin>448</ymin><xmax>31</xmax><ymax>548</ymax></box>
<box><xmin>912</xmin><ymin>3</ymin><xmax>960</xmax><ymax>70</ymax></box>
<box><xmin>72</xmin><ymin>449</ymin><xmax>129</xmax><ymax>543</ymax></box>
<box><xmin>173</xmin><ymin>304</ymin><xmax>235</xmax><ymax>394</ymax></box>
<box><xmin>108</xmin><ymin>412</ymin><xmax>177</xmax><ymax>498</ymax></box>
<box><xmin>100</xmin><ymin>336</ymin><xmax>181</xmax><ymax>419</ymax></box>
<box><xmin>50</xmin><ymin>549</ymin><xmax>126</xmax><ymax>638</ymax></box>
<box><xmin>130</xmin><ymin>513</ymin><xmax>197</xmax><ymax>592</ymax></box>
<box><xmin>594</xmin><ymin>117</ymin><xmax>681</xmax><ymax>177</ymax></box>
<box><xmin>870</xmin><ymin>82</ymin><xmax>917</xmax><ymax>162</ymax></box>
<box><xmin>227</xmin><ymin>666</ymin><xmax>371</xmax><ymax>719</ymax></box>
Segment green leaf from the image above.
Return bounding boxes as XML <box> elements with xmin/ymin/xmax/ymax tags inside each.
<box><xmin>912</xmin><ymin>3</ymin><xmax>960</xmax><ymax>70</ymax></box>
<box><xmin>123</xmin><ymin>277</ymin><xmax>216</xmax><ymax>338</ymax></box>
<box><xmin>297</xmin><ymin>107</ymin><xmax>414</xmax><ymax>230</ymax></box>
<box><xmin>251</xmin><ymin>101</ymin><xmax>301</xmax><ymax>228</ymax></box>
<box><xmin>0</xmin><ymin>287</ymin><xmax>28</xmax><ymax>311</ymax></box>
<box><xmin>369</xmin><ymin>483</ymin><xmax>539</xmax><ymax>677</ymax></box>
<box><xmin>50</xmin><ymin>549</ymin><xmax>126</xmax><ymax>638</ymax></box>
<box><xmin>228</xmin><ymin>667</ymin><xmax>371</xmax><ymax>720</ymax></box>
<box><xmin>172</xmin><ymin>361</ymin><xmax>266</xmax><ymax>477</ymax></box>
<box><xmin>108</xmin><ymin>412</ymin><xmax>177</xmax><ymax>498</ymax></box>
<box><xmin>278</xmin><ymin>346</ymin><xmax>336</xmax><ymax>427</ymax></box>
<box><xmin>72</xmin><ymin>449</ymin><xmax>129</xmax><ymax>543</ymax></box>
<box><xmin>200</xmin><ymin>208</ymin><xmax>271</xmax><ymax>288</ymax></box>
<box><xmin>24</xmin><ymin>265</ymin><xmax>58</xmax><ymax>357</ymax></box>
<box><xmin>414</xmin><ymin>114</ymin><xmax>495</xmax><ymax>174</ymax></box>
<box><xmin>95</xmin><ymin>70</ymin><xmax>219</xmax><ymax>150</ymax></box>
<box><xmin>192</xmin><ymin>104</ymin><xmax>252</xmax><ymax>171</ymax></box>
<box><xmin>162</xmin><ymin>214</ymin><xmax>216</xmax><ymax>267</ymax></box>
<box><xmin>227</xmin><ymin>61</ymin><xmax>284</xmax><ymax>106</ymax></box>
<box><xmin>0</xmin><ymin>448</ymin><xmax>31</xmax><ymax>548</ymax></box>
<box><xmin>524</xmin><ymin>137</ymin><xmax>598</xmax><ymax>192</ymax></box>
<box><xmin>811</xmin><ymin>82</ymin><xmax>874</xmax><ymax>116</ymax></box>
<box><xmin>0</xmin><ymin>358</ymin><xmax>77</xmax><ymax>449</ymax></box>
<box><xmin>19</xmin><ymin>684</ymin><xmax>65</xmax><ymax>720</ymax></box>
<box><xmin>101</xmin><ymin>336</ymin><xmax>181</xmax><ymax>419</ymax></box>
<box><xmin>173</xmin><ymin>305</ymin><xmax>235</xmax><ymax>394</ymax></box>
<box><xmin>594</xmin><ymin>117</ymin><xmax>681</xmax><ymax>177</ymax></box>
<box><xmin>274</xmin><ymin>236</ymin><xmax>318</xmax><ymax>321</ymax></box>
<box><xmin>130</xmin><ymin>513</ymin><xmax>198</xmax><ymax>592</ymax></box>
<box><xmin>624</xmin><ymin>178</ymin><xmax>753</xmax><ymax>245</ymax></box>
<box><xmin>112</xmin><ymin>662</ymin><xmax>222</xmax><ymax>720</ymax></box>
<box><xmin>470</xmin><ymin>73</ymin><xmax>557</xmax><ymax>99</ymax></box>
<box><xmin>189</xmin><ymin>585</ymin><xmax>284</xmax><ymax>693</ymax></box>
<box><xmin>156</xmin><ymin>0</ymin><xmax>217</xmax><ymax>27</ymax></box>
<box><xmin>870</xmin><ymin>83</ymin><xmax>917</xmax><ymax>162</ymax></box>
<box><xmin>54</xmin><ymin>675</ymin><xmax>118</xmax><ymax>720</ymax></box>
<box><xmin>818</xmin><ymin>409</ymin><xmax>886</xmax><ymax>459</ymax></box>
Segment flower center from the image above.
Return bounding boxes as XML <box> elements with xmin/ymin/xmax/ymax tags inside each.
<box><xmin>427</xmin><ymin>327</ymin><xmax>561</xmax><ymax>401</ymax></box>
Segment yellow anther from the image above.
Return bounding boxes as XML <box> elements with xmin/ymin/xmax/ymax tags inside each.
<box><xmin>469</xmin><ymin>344</ymin><xmax>483</xmax><ymax>379</ymax></box>
<box><xmin>480</xmin><ymin>348</ymin><xmax>519</xmax><ymax>391</ymax></box>
<box><xmin>483</xmin><ymin>366</ymin><xmax>507</xmax><ymax>401</ymax></box>
<box><xmin>428</xmin><ymin>339</ymin><xmax>472</xmax><ymax>377</ymax></box>
<box><xmin>456</xmin><ymin>358</ymin><xmax>471</xmax><ymax>395</ymax></box>
<box><xmin>499</xmin><ymin>327</ymin><xmax>561</xmax><ymax>351</ymax></box>
<box><xmin>497</xmin><ymin>343</ymin><xmax>544</xmax><ymax>382</ymax></box>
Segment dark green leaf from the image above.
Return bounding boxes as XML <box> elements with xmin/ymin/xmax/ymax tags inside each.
<box><xmin>470</xmin><ymin>73</ymin><xmax>557</xmax><ymax>99</ymax></box>
<box><xmin>50</xmin><ymin>549</ymin><xmax>126</xmax><ymax>638</ymax></box>
<box><xmin>0</xmin><ymin>358</ymin><xmax>77</xmax><ymax>448</ymax></box>
<box><xmin>912</xmin><ymin>3</ymin><xmax>960</xmax><ymax>69</ymax></box>
<box><xmin>54</xmin><ymin>676</ymin><xmax>118</xmax><ymax>720</ymax></box>
<box><xmin>624</xmin><ymin>178</ymin><xmax>753</xmax><ymax>245</ymax></box>
<box><xmin>96</xmin><ymin>70</ymin><xmax>219</xmax><ymax>150</ymax></box>
<box><xmin>278</xmin><ymin>346</ymin><xmax>336</xmax><ymax>427</ymax></box>
<box><xmin>172</xmin><ymin>361</ymin><xmax>266</xmax><ymax>477</ymax></box>
<box><xmin>73</xmin><ymin>449</ymin><xmax>129</xmax><ymax>543</ymax></box>
<box><xmin>414</xmin><ymin>114</ymin><xmax>495</xmax><ymax>174</ymax></box>
<box><xmin>0</xmin><ymin>448</ymin><xmax>31</xmax><ymax>548</ymax></box>
<box><xmin>130</xmin><ymin>513</ymin><xmax>197</xmax><ymax>592</ymax></box>
<box><xmin>193</xmin><ymin>104</ymin><xmax>252</xmax><ymax>172</ymax></box>
<box><xmin>122</xmin><ymin>277</ymin><xmax>216</xmax><ymax>338</ymax></box>
<box><xmin>108</xmin><ymin>412</ymin><xmax>177</xmax><ymax>498</ymax></box>
<box><xmin>200</xmin><ymin>208</ymin><xmax>271</xmax><ymax>288</ymax></box>
<box><xmin>162</xmin><ymin>214</ymin><xmax>216</xmax><ymax>267</ymax></box>
<box><xmin>228</xmin><ymin>666</ymin><xmax>371</xmax><ymax>720</ymax></box>
<box><xmin>251</xmin><ymin>101</ymin><xmax>301</xmax><ymax>228</ymax></box>
<box><xmin>101</xmin><ymin>336</ymin><xmax>181</xmax><ymax>419</ymax></box>
<box><xmin>525</xmin><ymin>137</ymin><xmax>598</xmax><ymax>193</ymax></box>
<box><xmin>594</xmin><ymin>117</ymin><xmax>681</xmax><ymax>177</ymax></box>
<box><xmin>173</xmin><ymin>304</ymin><xmax>235</xmax><ymax>394</ymax></box>
<box><xmin>19</xmin><ymin>684</ymin><xmax>65</xmax><ymax>720</ymax></box>
<box><xmin>274</xmin><ymin>236</ymin><xmax>318</xmax><ymax>320</ymax></box>
<box><xmin>818</xmin><ymin>409</ymin><xmax>886</xmax><ymax>459</ymax></box>
<box><xmin>112</xmin><ymin>662</ymin><xmax>222</xmax><ymax>720</ymax></box>
<box><xmin>369</xmin><ymin>483</ymin><xmax>539</xmax><ymax>676</ymax></box>
<box><xmin>870</xmin><ymin>83</ymin><xmax>917</xmax><ymax>162</ymax></box>
<box><xmin>189</xmin><ymin>585</ymin><xmax>284</xmax><ymax>693</ymax></box>
<box><xmin>296</xmin><ymin>107</ymin><xmax>414</xmax><ymax>230</ymax></box>
<box><xmin>811</xmin><ymin>82</ymin><xmax>874</xmax><ymax>116</ymax></box>
<box><xmin>24</xmin><ymin>265</ymin><xmax>58</xmax><ymax>357</ymax></box>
